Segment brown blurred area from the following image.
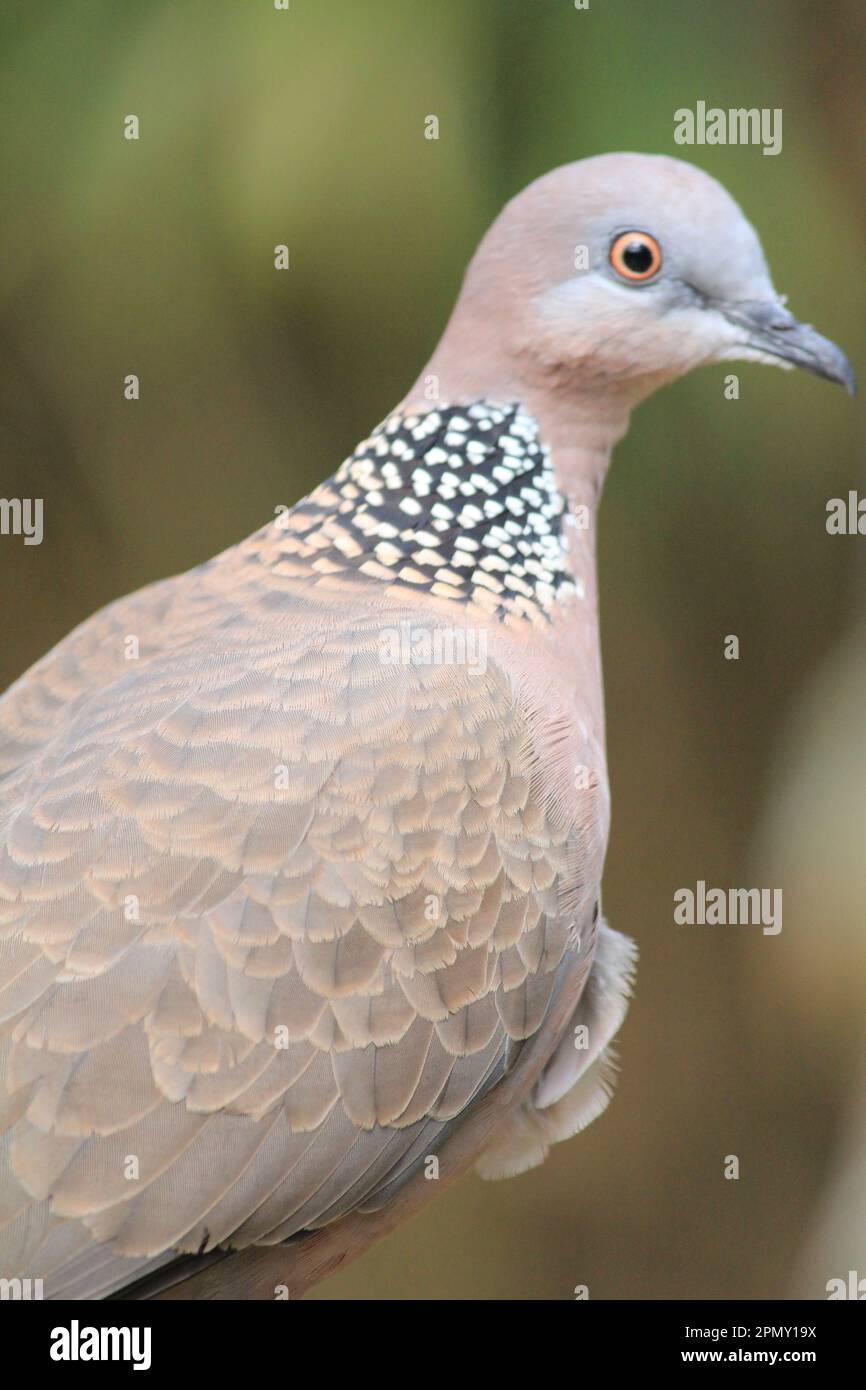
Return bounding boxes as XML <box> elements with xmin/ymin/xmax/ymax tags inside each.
<box><xmin>1</xmin><ymin>0</ymin><xmax>863</xmax><ymax>1299</ymax></box>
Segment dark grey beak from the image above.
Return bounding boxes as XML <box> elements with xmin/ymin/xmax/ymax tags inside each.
<box><xmin>720</xmin><ymin>300</ymin><xmax>856</xmax><ymax>394</ymax></box>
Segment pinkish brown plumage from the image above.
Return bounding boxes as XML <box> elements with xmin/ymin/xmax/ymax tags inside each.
<box><xmin>0</xmin><ymin>154</ymin><xmax>852</xmax><ymax>1299</ymax></box>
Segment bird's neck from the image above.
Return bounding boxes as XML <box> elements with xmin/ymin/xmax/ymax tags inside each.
<box><xmin>279</xmin><ymin>399</ymin><xmax>618</xmax><ymax>628</ymax></box>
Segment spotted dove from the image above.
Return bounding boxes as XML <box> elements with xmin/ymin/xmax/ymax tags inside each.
<box><xmin>0</xmin><ymin>154</ymin><xmax>853</xmax><ymax>1300</ymax></box>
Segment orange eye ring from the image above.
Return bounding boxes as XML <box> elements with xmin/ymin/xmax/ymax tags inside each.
<box><xmin>609</xmin><ymin>230</ymin><xmax>663</xmax><ymax>282</ymax></box>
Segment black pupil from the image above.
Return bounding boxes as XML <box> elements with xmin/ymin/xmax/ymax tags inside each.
<box><xmin>622</xmin><ymin>240</ymin><xmax>654</xmax><ymax>273</ymax></box>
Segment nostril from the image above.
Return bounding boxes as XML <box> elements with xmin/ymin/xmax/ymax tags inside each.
<box><xmin>768</xmin><ymin>307</ymin><xmax>799</xmax><ymax>332</ymax></box>
<box><xmin>751</xmin><ymin>301</ymin><xmax>796</xmax><ymax>331</ymax></box>
<box><xmin>724</xmin><ymin>300</ymin><xmax>798</xmax><ymax>334</ymax></box>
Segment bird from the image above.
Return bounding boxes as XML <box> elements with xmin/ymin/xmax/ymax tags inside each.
<box><xmin>0</xmin><ymin>153</ymin><xmax>853</xmax><ymax>1301</ymax></box>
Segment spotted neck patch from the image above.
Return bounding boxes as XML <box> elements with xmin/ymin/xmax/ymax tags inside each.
<box><xmin>273</xmin><ymin>402</ymin><xmax>577</xmax><ymax>621</ymax></box>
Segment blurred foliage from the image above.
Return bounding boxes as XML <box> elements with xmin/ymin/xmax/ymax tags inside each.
<box><xmin>0</xmin><ymin>0</ymin><xmax>863</xmax><ymax>1298</ymax></box>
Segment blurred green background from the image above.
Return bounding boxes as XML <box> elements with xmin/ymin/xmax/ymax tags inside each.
<box><xmin>1</xmin><ymin>0</ymin><xmax>863</xmax><ymax>1299</ymax></box>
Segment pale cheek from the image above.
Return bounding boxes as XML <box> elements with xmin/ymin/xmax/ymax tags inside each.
<box><xmin>636</xmin><ymin>309</ymin><xmax>734</xmax><ymax>372</ymax></box>
<box><xmin>533</xmin><ymin>286</ymin><xmax>731</xmax><ymax>379</ymax></box>
<box><xmin>576</xmin><ymin>310</ymin><xmax>717</xmax><ymax>377</ymax></box>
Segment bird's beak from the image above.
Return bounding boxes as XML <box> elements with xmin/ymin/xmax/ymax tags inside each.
<box><xmin>719</xmin><ymin>300</ymin><xmax>856</xmax><ymax>394</ymax></box>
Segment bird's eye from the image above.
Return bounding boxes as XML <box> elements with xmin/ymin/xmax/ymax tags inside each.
<box><xmin>609</xmin><ymin>231</ymin><xmax>662</xmax><ymax>282</ymax></box>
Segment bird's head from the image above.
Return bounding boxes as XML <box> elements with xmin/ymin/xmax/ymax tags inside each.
<box><xmin>442</xmin><ymin>152</ymin><xmax>854</xmax><ymax>409</ymax></box>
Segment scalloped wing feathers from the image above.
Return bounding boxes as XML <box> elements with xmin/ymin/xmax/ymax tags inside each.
<box><xmin>0</xmin><ymin>544</ymin><xmax>614</xmax><ymax>1297</ymax></box>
